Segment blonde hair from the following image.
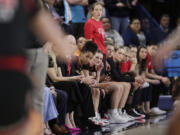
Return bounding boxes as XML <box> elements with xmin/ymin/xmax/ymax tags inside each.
<box><xmin>123</xmin><ymin>46</ymin><xmax>130</xmax><ymax>54</ymax></box>
<box><xmin>89</xmin><ymin>2</ymin><xmax>103</xmax><ymax>17</ymax></box>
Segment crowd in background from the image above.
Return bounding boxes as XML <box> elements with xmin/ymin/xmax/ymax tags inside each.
<box><xmin>26</xmin><ymin>0</ymin><xmax>180</xmax><ymax>134</ymax></box>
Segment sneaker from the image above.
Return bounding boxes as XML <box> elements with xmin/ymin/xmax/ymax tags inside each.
<box><xmin>120</xmin><ymin>110</ymin><xmax>136</xmax><ymax>121</ymax></box>
<box><xmin>96</xmin><ymin>113</ymin><xmax>109</xmax><ymax>126</ymax></box>
<box><xmin>135</xmin><ymin>119</ymin><xmax>146</xmax><ymax>124</ymax></box>
<box><xmin>89</xmin><ymin>116</ymin><xmax>109</xmax><ymax>126</ymax></box>
<box><xmin>108</xmin><ymin>112</ymin><xmax>128</xmax><ymax>124</ymax></box>
<box><xmin>136</xmin><ymin>108</ymin><xmax>150</xmax><ymax>119</ymax></box>
<box><xmin>151</xmin><ymin>107</ymin><xmax>166</xmax><ymax>115</ymax></box>
<box><xmin>133</xmin><ymin>109</ymin><xmax>146</xmax><ymax>118</ymax></box>
<box><xmin>127</xmin><ymin>109</ymin><xmax>144</xmax><ymax>120</ymax></box>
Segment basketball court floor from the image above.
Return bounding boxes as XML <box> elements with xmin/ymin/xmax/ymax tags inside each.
<box><xmin>77</xmin><ymin>113</ymin><xmax>172</xmax><ymax>135</ymax></box>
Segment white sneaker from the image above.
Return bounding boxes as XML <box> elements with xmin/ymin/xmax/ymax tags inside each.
<box><xmin>120</xmin><ymin>110</ymin><xmax>135</xmax><ymax>121</ymax></box>
<box><xmin>109</xmin><ymin>112</ymin><xmax>128</xmax><ymax>124</ymax></box>
<box><xmin>151</xmin><ymin>107</ymin><xmax>166</xmax><ymax>115</ymax></box>
<box><xmin>89</xmin><ymin>116</ymin><xmax>109</xmax><ymax>126</ymax></box>
<box><xmin>96</xmin><ymin>112</ymin><xmax>109</xmax><ymax>126</ymax></box>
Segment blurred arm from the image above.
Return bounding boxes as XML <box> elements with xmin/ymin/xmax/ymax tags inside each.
<box><xmin>30</xmin><ymin>9</ymin><xmax>76</xmax><ymax>58</ymax></box>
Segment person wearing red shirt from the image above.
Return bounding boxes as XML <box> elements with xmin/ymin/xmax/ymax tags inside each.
<box><xmin>146</xmin><ymin>45</ymin><xmax>171</xmax><ymax>115</ymax></box>
<box><xmin>147</xmin><ymin>51</ymin><xmax>153</xmax><ymax>71</ymax></box>
<box><xmin>84</xmin><ymin>2</ymin><xmax>106</xmax><ymax>54</ymax></box>
<box><xmin>120</xmin><ymin>61</ymin><xmax>132</xmax><ymax>73</ymax></box>
<box><xmin>120</xmin><ymin>49</ymin><xmax>132</xmax><ymax>73</ymax></box>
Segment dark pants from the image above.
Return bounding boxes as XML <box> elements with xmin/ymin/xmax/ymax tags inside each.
<box><xmin>53</xmin><ymin>81</ymin><xmax>83</xmax><ymax>113</ymax></box>
<box><xmin>142</xmin><ymin>85</ymin><xmax>152</xmax><ymax>102</ymax></box>
<box><xmin>77</xmin><ymin>81</ymin><xmax>95</xmax><ymax>118</ymax></box>
<box><xmin>49</xmin><ymin>89</ymin><xmax>68</xmax><ymax>126</ymax></box>
<box><xmin>150</xmin><ymin>83</ymin><xmax>169</xmax><ymax>108</ymax></box>
<box><xmin>55</xmin><ymin>89</ymin><xmax>68</xmax><ymax>125</ymax></box>
<box><xmin>53</xmin><ymin>81</ymin><xmax>95</xmax><ymax>118</ymax></box>
<box><xmin>132</xmin><ymin>89</ymin><xmax>143</xmax><ymax>107</ymax></box>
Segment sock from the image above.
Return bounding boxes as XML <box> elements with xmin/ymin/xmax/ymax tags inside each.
<box><xmin>95</xmin><ymin>112</ymin><xmax>100</xmax><ymax>118</ymax></box>
<box><xmin>118</xmin><ymin>108</ymin><xmax>122</xmax><ymax>114</ymax></box>
<box><xmin>109</xmin><ymin>109</ymin><xmax>118</xmax><ymax>115</ymax></box>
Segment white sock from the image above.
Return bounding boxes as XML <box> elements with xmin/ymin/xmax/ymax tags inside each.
<box><xmin>118</xmin><ymin>108</ymin><xmax>122</xmax><ymax>114</ymax></box>
<box><xmin>95</xmin><ymin>112</ymin><xmax>100</xmax><ymax>118</ymax></box>
<box><xmin>109</xmin><ymin>109</ymin><xmax>118</xmax><ymax>115</ymax></box>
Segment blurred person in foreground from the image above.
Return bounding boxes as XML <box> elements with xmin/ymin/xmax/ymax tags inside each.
<box><xmin>0</xmin><ymin>0</ymin><xmax>76</xmax><ymax>135</ymax></box>
<box><xmin>153</xmin><ymin>26</ymin><xmax>180</xmax><ymax>135</ymax></box>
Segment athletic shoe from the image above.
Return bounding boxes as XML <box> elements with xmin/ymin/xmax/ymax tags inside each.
<box><xmin>120</xmin><ymin>110</ymin><xmax>136</xmax><ymax>121</ymax></box>
<box><xmin>151</xmin><ymin>107</ymin><xmax>166</xmax><ymax>115</ymax></box>
<box><xmin>136</xmin><ymin>108</ymin><xmax>150</xmax><ymax>119</ymax></box>
<box><xmin>108</xmin><ymin>112</ymin><xmax>128</xmax><ymax>124</ymax></box>
<box><xmin>89</xmin><ymin>116</ymin><xmax>109</xmax><ymax>126</ymax></box>
<box><xmin>133</xmin><ymin>109</ymin><xmax>146</xmax><ymax>118</ymax></box>
<box><xmin>127</xmin><ymin>109</ymin><xmax>144</xmax><ymax>120</ymax></box>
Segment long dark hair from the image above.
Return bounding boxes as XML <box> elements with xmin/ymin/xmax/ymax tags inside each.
<box><xmin>137</xmin><ymin>45</ymin><xmax>147</xmax><ymax>74</ymax></box>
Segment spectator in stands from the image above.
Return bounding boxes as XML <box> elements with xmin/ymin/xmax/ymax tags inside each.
<box><xmin>106</xmin><ymin>47</ymin><xmax>142</xmax><ymax>83</ymax></box>
<box><xmin>141</xmin><ymin>17</ymin><xmax>165</xmax><ymax>44</ymax></box>
<box><xmin>160</xmin><ymin>14</ymin><xmax>171</xmax><ymax>36</ymax></box>
<box><xmin>52</xmin><ymin>41</ymin><xmax>102</xmax><ymax>130</ymax></box>
<box><xmin>44</xmin><ymin>50</ymin><xmax>70</xmax><ymax>135</ymax></box>
<box><xmin>104</xmin><ymin>47</ymin><xmax>146</xmax><ymax>119</ymax></box>
<box><xmin>120</xmin><ymin>47</ymin><xmax>132</xmax><ymax>73</ymax></box>
<box><xmin>48</xmin><ymin>87</ymin><xmax>70</xmax><ymax>134</ymax></box>
<box><xmin>129</xmin><ymin>45</ymin><xmax>138</xmax><ymax>71</ymax></box>
<box><xmin>146</xmin><ymin>44</ymin><xmax>171</xmax><ymax>115</ymax></box>
<box><xmin>88</xmin><ymin>51</ymin><xmax>110</xmax><ymax>126</ymax></box>
<box><xmin>74</xmin><ymin>37</ymin><xmax>87</xmax><ymax>57</ymax></box>
<box><xmin>122</xmin><ymin>18</ymin><xmax>149</xmax><ymax>46</ymax></box>
<box><xmin>106</xmin><ymin>44</ymin><xmax>115</xmax><ymax>58</ymax></box>
<box><xmin>130</xmin><ymin>45</ymin><xmax>138</xmax><ymax>56</ymax></box>
<box><xmin>104</xmin><ymin>0</ymin><xmax>138</xmax><ymax>34</ymax></box>
<box><xmin>87</xmin><ymin>0</ymin><xmax>106</xmax><ymax>19</ymax></box>
<box><xmin>84</xmin><ymin>2</ymin><xmax>106</xmax><ymax>55</ymax></box>
<box><xmin>67</xmin><ymin>0</ymin><xmax>88</xmax><ymax>39</ymax></box>
<box><xmin>91</xmin><ymin>51</ymin><xmax>135</xmax><ymax>124</ymax></box>
<box><xmin>102</xmin><ymin>17</ymin><xmax>124</xmax><ymax>46</ymax></box>
<box><xmin>135</xmin><ymin>46</ymin><xmax>161</xmax><ymax>115</ymax></box>
<box><xmin>47</xmin><ymin>50</ymin><xmax>83</xmax><ymax>130</ymax></box>
<box><xmin>105</xmin><ymin>37</ymin><xmax>115</xmax><ymax>47</ymax></box>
